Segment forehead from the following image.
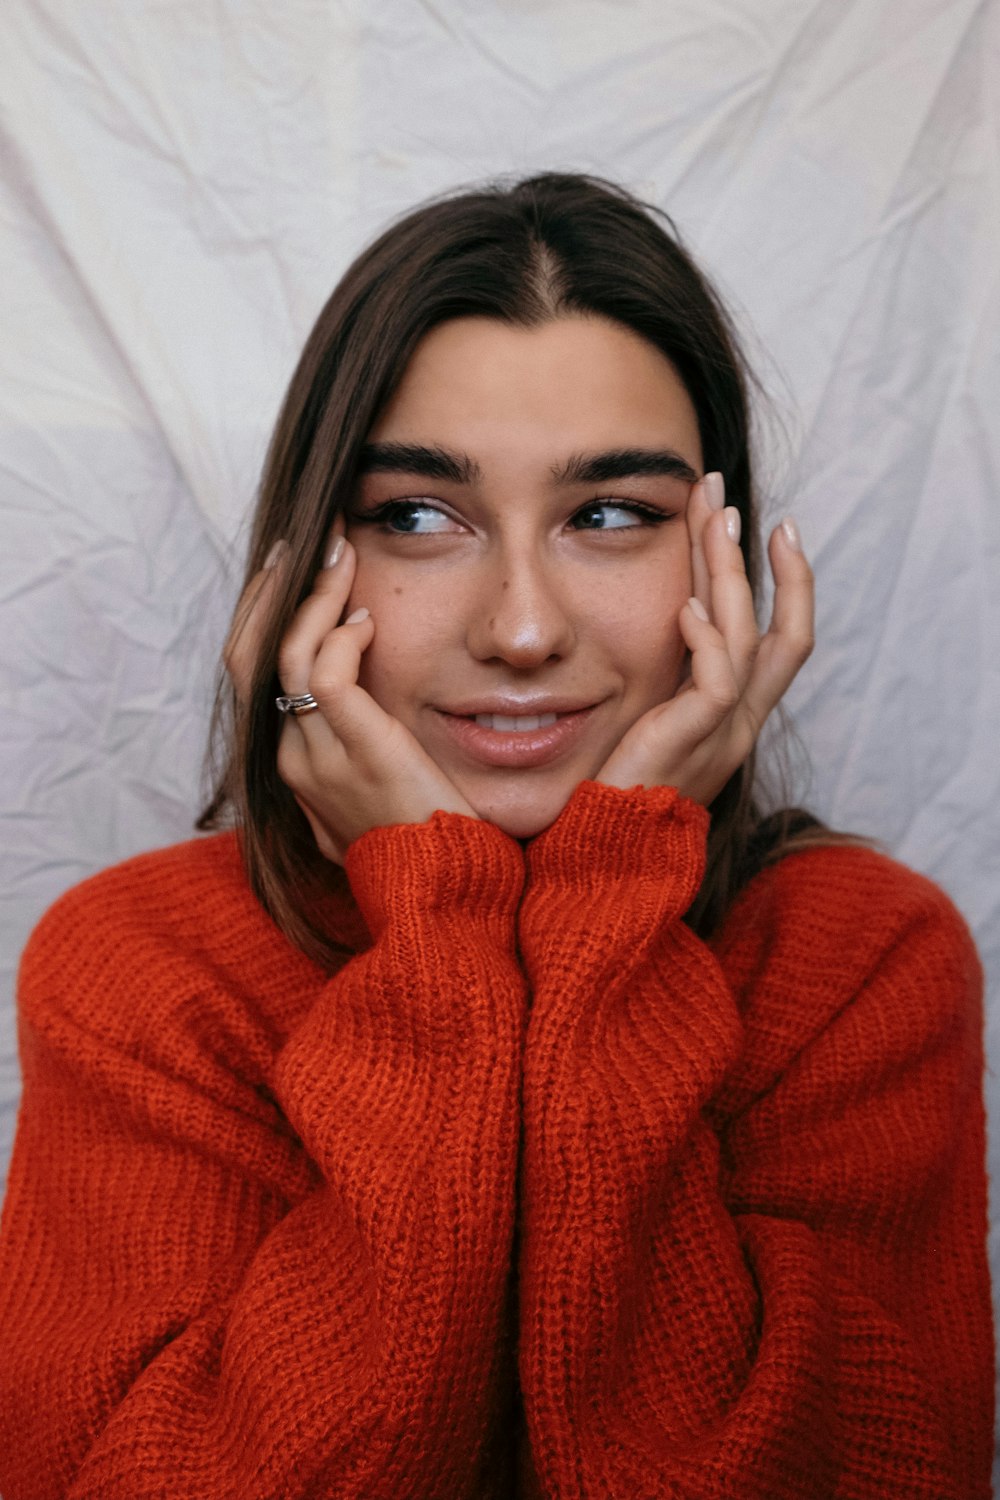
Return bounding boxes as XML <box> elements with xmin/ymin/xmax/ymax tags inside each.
<box><xmin>368</xmin><ymin>315</ymin><xmax>703</xmax><ymax>474</ymax></box>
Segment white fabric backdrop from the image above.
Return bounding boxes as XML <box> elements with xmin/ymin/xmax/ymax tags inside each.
<box><xmin>2</xmin><ymin>0</ymin><xmax>998</xmax><ymax>1473</ymax></box>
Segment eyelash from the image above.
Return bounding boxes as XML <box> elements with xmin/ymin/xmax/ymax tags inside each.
<box><xmin>351</xmin><ymin>497</ymin><xmax>676</xmax><ymax>534</ymax></box>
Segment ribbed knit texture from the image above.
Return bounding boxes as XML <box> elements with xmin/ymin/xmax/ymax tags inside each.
<box><xmin>0</xmin><ymin>780</ymin><xmax>991</xmax><ymax>1498</ymax></box>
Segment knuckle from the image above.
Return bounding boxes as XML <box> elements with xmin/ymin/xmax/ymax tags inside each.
<box><xmin>706</xmin><ymin>679</ymin><xmax>740</xmax><ymax>715</ymax></box>
<box><xmin>307</xmin><ymin>673</ymin><xmax>340</xmax><ymax>716</ymax></box>
<box><xmin>792</xmin><ymin>627</ymin><xmax>816</xmax><ymax>661</ymax></box>
<box><xmin>276</xmin><ymin>640</ymin><xmax>300</xmax><ymax>682</ymax></box>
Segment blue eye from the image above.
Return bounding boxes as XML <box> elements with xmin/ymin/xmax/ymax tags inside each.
<box><xmin>571</xmin><ymin>501</ymin><xmax>670</xmax><ymax>530</ymax></box>
<box><xmin>360</xmin><ymin>500</ymin><xmax>459</xmax><ymax>534</ymax></box>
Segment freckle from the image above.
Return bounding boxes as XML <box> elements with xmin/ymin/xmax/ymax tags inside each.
<box><xmin>394</xmin><ymin>586</ymin><xmax>402</xmax><ymax>596</ymax></box>
<box><xmin>489</xmin><ymin>617</ymin><xmax>497</xmax><ymax>629</ymax></box>
<box><xmin>502</xmin><ymin>580</ymin><xmax>509</xmax><ymax>591</ymax></box>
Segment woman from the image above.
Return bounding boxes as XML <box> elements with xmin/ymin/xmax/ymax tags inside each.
<box><xmin>0</xmin><ymin>173</ymin><xmax>991</xmax><ymax>1498</ymax></box>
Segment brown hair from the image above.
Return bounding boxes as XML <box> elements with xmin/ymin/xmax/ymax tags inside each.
<box><xmin>199</xmin><ymin>171</ymin><xmax>860</xmax><ymax>966</ymax></box>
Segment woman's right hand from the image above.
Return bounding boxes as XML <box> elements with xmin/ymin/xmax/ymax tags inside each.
<box><xmin>224</xmin><ymin>521</ymin><xmax>478</xmax><ymax>864</ymax></box>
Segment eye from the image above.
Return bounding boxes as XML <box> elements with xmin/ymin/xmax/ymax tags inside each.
<box><xmin>570</xmin><ymin>500</ymin><xmax>672</xmax><ymax>531</ymax></box>
<box><xmin>354</xmin><ymin>499</ymin><xmax>461</xmax><ymax>535</ymax></box>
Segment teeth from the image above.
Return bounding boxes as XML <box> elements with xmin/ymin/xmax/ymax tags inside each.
<box><xmin>474</xmin><ymin>712</ymin><xmax>559</xmax><ymax>732</ymax></box>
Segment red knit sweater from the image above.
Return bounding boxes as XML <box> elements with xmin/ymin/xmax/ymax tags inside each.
<box><xmin>0</xmin><ymin>781</ymin><xmax>991</xmax><ymax>1498</ymax></box>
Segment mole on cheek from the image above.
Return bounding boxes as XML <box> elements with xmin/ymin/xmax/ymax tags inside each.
<box><xmin>502</xmin><ymin>580</ymin><xmax>509</xmax><ymax>591</ymax></box>
<box><xmin>394</xmin><ymin>587</ymin><xmax>402</xmax><ymax>596</ymax></box>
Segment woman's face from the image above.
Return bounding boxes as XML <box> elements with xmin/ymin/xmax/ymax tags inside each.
<box><xmin>344</xmin><ymin>314</ymin><xmax>704</xmax><ymax>839</ymax></box>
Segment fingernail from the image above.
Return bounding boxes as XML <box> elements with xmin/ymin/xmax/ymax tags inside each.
<box><xmin>264</xmin><ymin>539</ymin><xmax>287</xmax><ymax>569</ymax></box>
<box><xmin>344</xmin><ymin>606</ymin><xmax>370</xmax><ymax>625</ymax></box>
<box><xmin>688</xmin><ymin>596</ymin><xmax>709</xmax><ymax>622</ymax></box>
<box><xmin>703</xmin><ymin>472</ymin><xmax>725</xmax><ymax>510</ymax></box>
<box><xmin>781</xmin><ymin>516</ymin><xmax>802</xmax><ymax>551</ymax></box>
<box><xmin>325</xmin><ymin>536</ymin><xmax>345</xmax><ymax>569</ymax></box>
<box><xmin>725</xmin><ymin>507</ymin><xmax>741</xmax><ymax>544</ymax></box>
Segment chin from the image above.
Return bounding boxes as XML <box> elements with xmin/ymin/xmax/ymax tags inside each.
<box><xmin>461</xmin><ymin>780</ymin><xmax>581</xmax><ymax>841</ymax></box>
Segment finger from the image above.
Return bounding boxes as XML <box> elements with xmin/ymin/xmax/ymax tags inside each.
<box><xmin>298</xmin><ymin>608</ymin><xmax>390</xmax><ymax>755</ymax></box>
<box><xmin>326</xmin><ymin>508</ymin><xmax>346</xmax><ymax>553</ymax></box>
<box><xmin>276</xmin><ymin>539</ymin><xmax>358</xmax><ymax>694</ymax></box>
<box><xmin>743</xmin><ymin>517</ymin><xmax>815</xmax><ymax>726</ymax></box>
<box><xmin>652</xmin><ymin>599</ymin><xmax>742</xmax><ymax>748</ymax></box>
<box><xmin>684</xmin><ymin>598</ymin><xmax>742</xmax><ymax>710</ymax></box>
<box><xmin>701</xmin><ymin>505</ymin><xmax>759</xmax><ymax>688</ymax></box>
<box><xmin>765</xmin><ymin>517</ymin><xmax>814</xmax><ymax>641</ymax></box>
<box><xmin>224</xmin><ymin>541</ymin><xmax>288</xmax><ymax>704</ymax></box>
<box><xmin>687</xmin><ymin>472</ymin><xmax>722</xmax><ymax>614</ymax></box>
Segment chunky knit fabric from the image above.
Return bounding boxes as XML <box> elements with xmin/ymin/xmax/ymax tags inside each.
<box><xmin>0</xmin><ymin>780</ymin><xmax>991</xmax><ymax>1498</ymax></box>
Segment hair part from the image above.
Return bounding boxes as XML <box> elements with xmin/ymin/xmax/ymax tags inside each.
<box><xmin>199</xmin><ymin>171</ymin><xmax>862</xmax><ymax>967</ymax></box>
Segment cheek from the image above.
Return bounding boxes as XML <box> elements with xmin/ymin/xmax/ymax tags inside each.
<box><xmin>596</xmin><ymin>550</ymin><xmax>692</xmax><ymax>693</ymax></box>
<box><xmin>618</xmin><ymin>612</ymin><xmax>688</xmax><ymax>703</ymax></box>
<box><xmin>349</xmin><ymin>566</ymin><xmax>453</xmax><ymax>714</ymax></box>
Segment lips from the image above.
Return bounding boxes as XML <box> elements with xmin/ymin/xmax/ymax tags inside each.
<box><xmin>432</xmin><ymin>704</ymin><xmax>597</xmax><ymax>768</ymax></box>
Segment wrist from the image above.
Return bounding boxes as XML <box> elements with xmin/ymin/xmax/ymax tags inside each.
<box><xmin>346</xmin><ymin>810</ymin><xmax>524</xmax><ymax>939</ymax></box>
<box><xmin>528</xmin><ymin>779</ymin><xmax>708</xmax><ymax>889</ymax></box>
<box><xmin>516</xmin><ymin>780</ymin><xmax>709</xmax><ymax>999</ymax></box>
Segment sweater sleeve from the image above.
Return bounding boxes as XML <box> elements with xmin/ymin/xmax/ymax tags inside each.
<box><xmin>515</xmin><ymin>780</ymin><xmax>993</xmax><ymax>1500</ymax></box>
<box><xmin>0</xmin><ymin>816</ymin><xmax>526</xmax><ymax>1500</ymax></box>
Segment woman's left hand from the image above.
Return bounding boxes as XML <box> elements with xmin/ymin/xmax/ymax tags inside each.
<box><xmin>595</xmin><ymin>473</ymin><xmax>815</xmax><ymax>806</ymax></box>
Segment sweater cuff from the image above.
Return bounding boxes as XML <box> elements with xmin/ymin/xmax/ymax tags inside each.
<box><xmin>346</xmin><ymin>811</ymin><xmax>524</xmax><ymax>939</ymax></box>
<box><xmin>527</xmin><ymin>780</ymin><xmax>709</xmax><ymax>905</ymax></box>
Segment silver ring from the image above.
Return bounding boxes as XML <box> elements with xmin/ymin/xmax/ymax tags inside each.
<box><xmin>275</xmin><ymin>692</ymin><xmax>320</xmax><ymax>716</ymax></box>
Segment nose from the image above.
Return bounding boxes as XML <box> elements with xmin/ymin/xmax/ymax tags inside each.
<box><xmin>465</xmin><ymin>546</ymin><xmax>576</xmax><ymax>668</ymax></box>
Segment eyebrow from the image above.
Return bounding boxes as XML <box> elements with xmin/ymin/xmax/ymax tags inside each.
<box><xmin>357</xmin><ymin>441</ymin><xmax>699</xmax><ymax>488</ymax></box>
<box><xmin>358</xmin><ymin>442</ymin><xmax>482</xmax><ymax>484</ymax></box>
<box><xmin>553</xmin><ymin>448</ymin><xmax>699</xmax><ymax>485</ymax></box>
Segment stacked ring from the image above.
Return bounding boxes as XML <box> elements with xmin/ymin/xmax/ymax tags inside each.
<box><xmin>276</xmin><ymin>693</ymin><xmax>320</xmax><ymax>716</ymax></box>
